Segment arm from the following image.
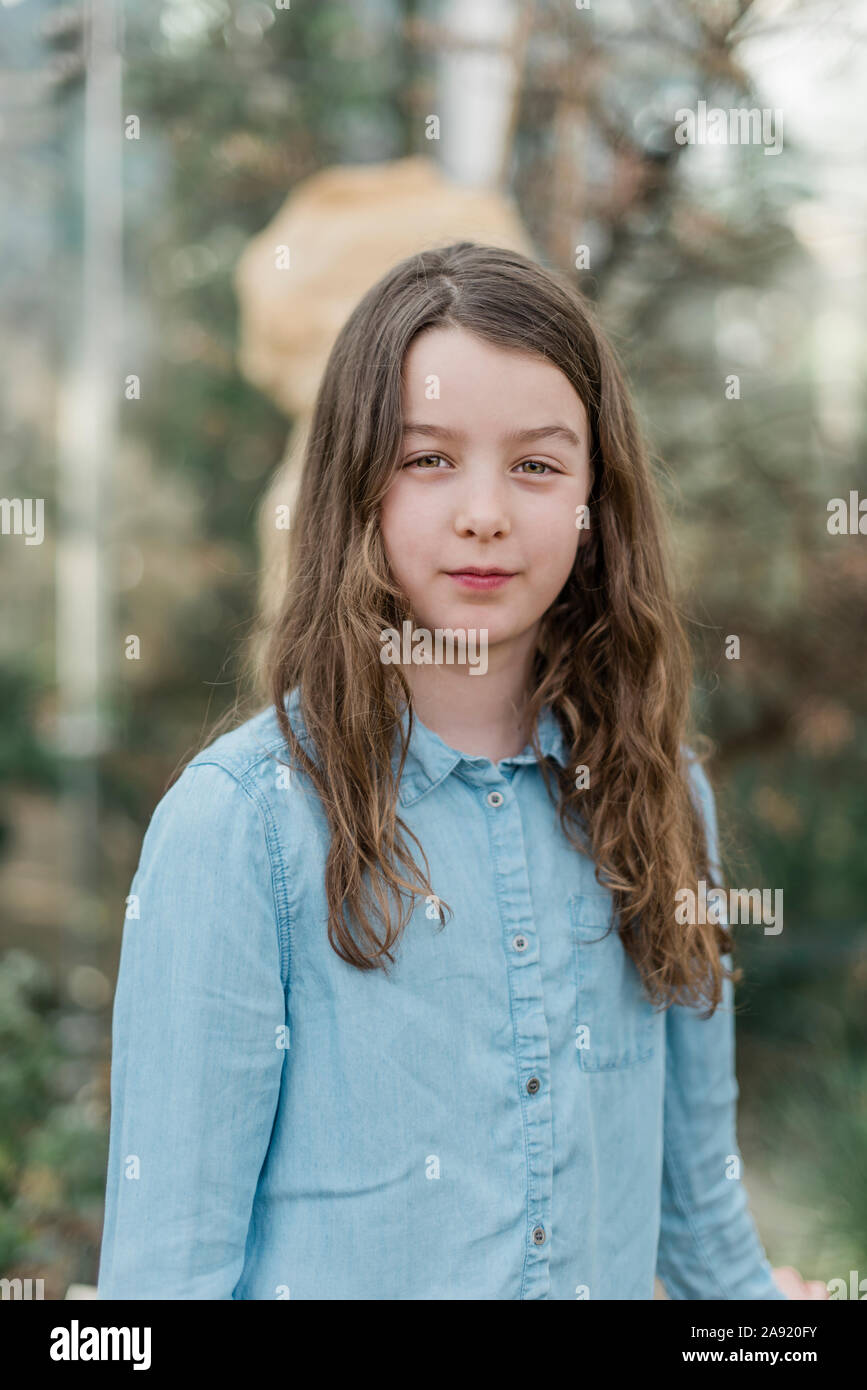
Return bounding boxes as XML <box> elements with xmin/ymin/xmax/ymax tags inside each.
<box><xmin>655</xmin><ymin>756</ymin><xmax>788</xmax><ymax>1300</ymax></box>
<box><xmin>97</xmin><ymin>760</ymin><xmax>288</xmax><ymax>1299</ymax></box>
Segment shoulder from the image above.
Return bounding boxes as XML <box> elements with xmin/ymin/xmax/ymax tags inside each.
<box><xmin>680</xmin><ymin>741</ymin><xmax>721</xmax><ymax>879</ymax></box>
<box><xmin>681</xmin><ymin>742</ymin><xmax>716</xmax><ymax>813</ymax></box>
<box><xmin>126</xmin><ymin>707</ymin><xmax>300</xmax><ymax>991</ymax></box>
<box><xmin>141</xmin><ymin>700</ymin><xmax>305</xmax><ymax>856</ymax></box>
<box><xmin>187</xmin><ymin>702</ymin><xmax>293</xmax><ymax>783</ymax></box>
<box><xmin>153</xmin><ymin>694</ymin><xmax>327</xmax><ymax>870</ymax></box>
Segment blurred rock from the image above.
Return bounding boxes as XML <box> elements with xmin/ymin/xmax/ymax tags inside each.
<box><xmin>234</xmin><ymin>154</ymin><xmax>533</xmax><ymax>417</ymax></box>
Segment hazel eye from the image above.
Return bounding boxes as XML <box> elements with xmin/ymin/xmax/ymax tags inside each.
<box><xmin>403</xmin><ymin>454</ymin><xmax>449</xmax><ymax>470</ymax></box>
<box><xmin>516</xmin><ymin>459</ymin><xmax>555</xmax><ymax>475</ymax></box>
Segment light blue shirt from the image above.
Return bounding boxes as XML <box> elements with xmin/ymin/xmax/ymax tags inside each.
<box><xmin>97</xmin><ymin>689</ymin><xmax>787</xmax><ymax>1300</ymax></box>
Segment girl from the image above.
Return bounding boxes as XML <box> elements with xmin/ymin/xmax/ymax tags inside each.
<box><xmin>98</xmin><ymin>241</ymin><xmax>822</xmax><ymax>1300</ymax></box>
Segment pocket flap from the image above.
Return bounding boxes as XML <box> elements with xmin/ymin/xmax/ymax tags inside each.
<box><xmin>570</xmin><ymin>887</ymin><xmax>616</xmax><ymax>931</ymax></box>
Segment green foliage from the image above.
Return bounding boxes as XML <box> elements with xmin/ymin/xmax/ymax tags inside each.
<box><xmin>0</xmin><ymin>952</ymin><xmax>107</xmax><ymax>1287</ymax></box>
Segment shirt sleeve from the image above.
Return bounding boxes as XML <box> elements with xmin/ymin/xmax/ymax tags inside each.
<box><xmin>655</xmin><ymin>756</ymin><xmax>788</xmax><ymax>1300</ymax></box>
<box><xmin>97</xmin><ymin>760</ymin><xmax>288</xmax><ymax>1299</ymax></box>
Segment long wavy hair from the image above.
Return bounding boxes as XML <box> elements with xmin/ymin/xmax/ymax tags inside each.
<box><xmin>220</xmin><ymin>241</ymin><xmax>737</xmax><ymax>1013</ymax></box>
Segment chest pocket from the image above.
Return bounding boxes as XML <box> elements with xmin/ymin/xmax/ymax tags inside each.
<box><xmin>570</xmin><ymin>889</ymin><xmax>662</xmax><ymax>1070</ymax></box>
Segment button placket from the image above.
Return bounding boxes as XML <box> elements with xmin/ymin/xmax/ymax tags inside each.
<box><xmin>474</xmin><ymin>771</ymin><xmax>552</xmax><ymax>1296</ymax></box>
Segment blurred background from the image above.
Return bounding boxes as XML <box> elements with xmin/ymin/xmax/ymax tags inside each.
<box><xmin>1</xmin><ymin>0</ymin><xmax>865</xmax><ymax>1299</ymax></box>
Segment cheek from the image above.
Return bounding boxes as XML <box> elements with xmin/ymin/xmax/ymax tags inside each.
<box><xmin>525</xmin><ymin>507</ymin><xmax>581</xmax><ymax>576</ymax></box>
<box><xmin>379</xmin><ymin>487</ymin><xmax>406</xmax><ymax>557</ymax></box>
<box><xmin>380</xmin><ymin>487</ymin><xmax>427</xmax><ymax>580</ymax></box>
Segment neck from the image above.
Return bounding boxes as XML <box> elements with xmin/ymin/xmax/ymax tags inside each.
<box><xmin>398</xmin><ymin>628</ymin><xmax>538</xmax><ymax>763</ymax></box>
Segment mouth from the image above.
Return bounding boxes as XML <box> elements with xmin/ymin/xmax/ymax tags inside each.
<box><xmin>445</xmin><ymin>568</ymin><xmax>517</xmax><ymax>590</ymax></box>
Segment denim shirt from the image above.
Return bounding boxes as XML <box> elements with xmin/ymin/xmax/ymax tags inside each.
<box><xmin>97</xmin><ymin>689</ymin><xmax>787</xmax><ymax>1300</ymax></box>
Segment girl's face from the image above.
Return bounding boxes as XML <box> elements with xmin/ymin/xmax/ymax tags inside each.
<box><xmin>380</xmin><ymin>324</ymin><xmax>592</xmax><ymax>658</ymax></box>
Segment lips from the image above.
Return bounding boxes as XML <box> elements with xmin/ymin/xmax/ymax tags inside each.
<box><xmin>445</xmin><ymin>568</ymin><xmax>516</xmax><ymax>577</ymax></box>
<box><xmin>445</xmin><ymin>568</ymin><xmax>516</xmax><ymax>591</ymax></box>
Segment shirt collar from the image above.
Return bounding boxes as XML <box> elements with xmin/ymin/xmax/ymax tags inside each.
<box><xmin>394</xmin><ymin>702</ymin><xmax>570</xmax><ymax>806</ymax></box>
<box><xmin>283</xmin><ymin>688</ymin><xmax>569</xmax><ymax>807</ymax></box>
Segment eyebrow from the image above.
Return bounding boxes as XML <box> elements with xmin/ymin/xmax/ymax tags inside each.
<box><xmin>402</xmin><ymin>423</ymin><xmax>581</xmax><ymax>449</ymax></box>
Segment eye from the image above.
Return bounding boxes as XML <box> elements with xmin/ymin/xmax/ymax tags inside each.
<box><xmin>402</xmin><ymin>454</ymin><xmax>451</xmax><ymax>470</ymax></box>
<box><xmin>515</xmin><ymin>459</ymin><xmax>558</xmax><ymax>475</ymax></box>
<box><xmin>400</xmin><ymin>454</ymin><xmax>561</xmax><ymax>474</ymax></box>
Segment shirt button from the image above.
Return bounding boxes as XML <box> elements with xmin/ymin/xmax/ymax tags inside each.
<box><xmin>526</xmin><ymin>1076</ymin><xmax>540</xmax><ymax>1095</ymax></box>
<box><xmin>513</xmin><ymin>934</ymin><xmax>528</xmax><ymax>952</ymax></box>
<box><xmin>532</xmin><ymin>1225</ymin><xmax>546</xmax><ymax>1246</ymax></box>
<box><xmin>486</xmin><ymin>790</ymin><xmax>504</xmax><ymax>807</ymax></box>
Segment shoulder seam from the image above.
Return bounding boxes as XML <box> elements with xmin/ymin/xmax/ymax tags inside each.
<box><xmin>187</xmin><ymin>730</ymin><xmax>292</xmax><ymax>782</ymax></box>
<box><xmin>188</xmin><ymin>757</ymin><xmax>293</xmax><ymax>996</ymax></box>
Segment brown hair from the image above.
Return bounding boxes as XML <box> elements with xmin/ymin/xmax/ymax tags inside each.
<box><xmin>219</xmin><ymin>241</ymin><xmax>736</xmax><ymax>1012</ymax></box>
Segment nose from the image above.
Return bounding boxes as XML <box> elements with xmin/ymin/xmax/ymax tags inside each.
<box><xmin>453</xmin><ymin>475</ymin><xmax>512</xmax><ymax>541</ymax></box>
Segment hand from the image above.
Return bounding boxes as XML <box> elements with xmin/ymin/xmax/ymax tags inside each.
<box><xmin>772</xmin><ymin>1265</ymin><xmax>829</xmax><ymax>1299</ymax></box>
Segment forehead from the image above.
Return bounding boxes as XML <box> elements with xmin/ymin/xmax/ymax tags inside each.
<box><xmin>401</xmin><ymin>325</ymin><xmax>587</xmax><ymax>429</ymax></box>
